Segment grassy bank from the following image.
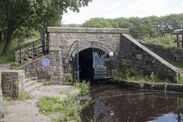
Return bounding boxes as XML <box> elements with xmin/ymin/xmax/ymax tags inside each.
<box><xmin>38</xmin><ymin>81</ymin><xmax>90</xmax><ymax>122</ymax></box>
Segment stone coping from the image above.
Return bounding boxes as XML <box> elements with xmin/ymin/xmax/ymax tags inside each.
<box><xmin>122</xmin><ymin>34</ymin><xmax>181</xmax><ymax>74</ymax></box>
<box><xmin>47</xmin><ymin>27</ymin><xmax>129</xmax><ymax>34</ymax></box>
<box><xmin>109</xmin><ymin>79</ymin><xmax>183</xmax><ymax>93</ymax></box>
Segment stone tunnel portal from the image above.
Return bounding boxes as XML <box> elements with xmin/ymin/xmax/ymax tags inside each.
<box><xmin>74</xmin><ymin>47</ymin><xmax>112</xmax><ymax>81</ymax></box>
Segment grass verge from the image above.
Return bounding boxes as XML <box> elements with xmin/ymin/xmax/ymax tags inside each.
<box><xmin>38</xmin><ymin>96</ymin><xmax>80</xmax><ymax>122</ymax></box>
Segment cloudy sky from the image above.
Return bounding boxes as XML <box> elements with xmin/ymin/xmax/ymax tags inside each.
<box><xmin>62</xmin><ymin>0</ymin><xmax>183</xmax><ymax>24</ymax></box>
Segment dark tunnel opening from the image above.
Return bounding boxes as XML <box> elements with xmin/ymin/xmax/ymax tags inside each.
<box><xmin>79</xmin><ymin>48</ymin><xmax>94</xmax><ymax>81</ymax></box>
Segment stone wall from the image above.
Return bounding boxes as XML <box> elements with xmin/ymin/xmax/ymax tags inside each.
<box><xmin>21</xmin><ymin>50</ymin><xmax>63</xmax><ymax>84</ymax></box>
<box><xmin>120</xmin><ymin>34</ymin><xmax>181</xmax><ymax>82</ymax></box>
<box><xmin>144</xmin><ymin>43</ymin><xmax>183</xmax><ymax>62</ymax></box>
<box><xmin>48</xmin><ymin>27</ymin><xmax>128</xmax><ymax>59</ymax></box>
<box><xmin>19</xmin><ymin>27</ymin><xmax>181</xmax><ymax>83</ymax></box>
<box><xmin>1</xmin><ymin>70</ymin><xmax>25</xmax><ymax>98</ymax></box>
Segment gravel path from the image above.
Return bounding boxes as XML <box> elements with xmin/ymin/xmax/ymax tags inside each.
<box><xmin>3</xmin><ymin>85</ymin><xmax>79</xmax><ymax>122</ymax></box>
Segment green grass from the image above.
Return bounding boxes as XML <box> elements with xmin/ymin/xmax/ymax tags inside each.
<box><xmin>38</xmin><ymin>96</ymin><xmax>62</xmax><ymax>115</ymax></box>
<box><xmin>0</xmin><ymin>50</ymin><xmax>15</xmax><ymax>64</ymax></box>
<box><xmin>169</xmin><ymin>60</ymin><xmax>183</xmax><ymax>70</ymax></box>
<box><xmin>177</xmin><ymin>75</ymin><xmax>183</xmax><ymax>84</ymax></box>
<box><xmin>38</xmin><ymin>96</ymin><xmax>81</xmax><ymax>122</ymax></box>
<box><xmin>74</xmin><ymin>81</ymin><xmax>90</xmax><ymax>96</ymax></box>
<box><xmin>0</xmin><ymin>31</ymin><xmax>39</xmax><ymax>64</ymax></box>
<box><xmin>144</xmin><ymin>34</ymin><xmax>177</xmax><ymax>48</ymax></box>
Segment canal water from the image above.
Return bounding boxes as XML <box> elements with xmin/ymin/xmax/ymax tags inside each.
<box><xmin>81</xmin><ymin>84</ymin><xmax>183</xmax><ymax>122</ymax></box>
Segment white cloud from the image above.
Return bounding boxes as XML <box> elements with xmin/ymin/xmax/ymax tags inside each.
<box><xmin>62</xmin><ymin>0</ymin><xmax>183</xmax><ymax>24</ymax></box>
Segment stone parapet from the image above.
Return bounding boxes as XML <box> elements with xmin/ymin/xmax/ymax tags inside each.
<box><xmin>47</xmin><ymin>27</ymin><xmax>129</xmax><ymax>34</ymax></box>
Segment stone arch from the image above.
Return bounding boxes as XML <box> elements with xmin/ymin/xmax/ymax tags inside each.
<box><xmin>69</xmin><ymin>41</ymin><xmax>114</xmax><ymax>61</ymax></box>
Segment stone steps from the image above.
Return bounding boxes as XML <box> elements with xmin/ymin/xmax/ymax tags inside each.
<box><xmin>24</xmin><ymin>82</ymin><xmax>43</xmax><ymax>93</ymax></box>
<box><xmin>20</xmin><ymin>77</ymin><xmax>43</xmax><ymax>93</ymax></box>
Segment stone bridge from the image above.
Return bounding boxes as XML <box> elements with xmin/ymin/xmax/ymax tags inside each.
<box><xmin>22</xmin><ymin>27</ymin><xmax>181</xmax><ymax>84</ymax></box>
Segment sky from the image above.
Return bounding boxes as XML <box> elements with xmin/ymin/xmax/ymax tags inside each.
<box><xmin>62</xmin><ymin>0</ymin><xmax>183</xmax><ymax>24</ymax></box>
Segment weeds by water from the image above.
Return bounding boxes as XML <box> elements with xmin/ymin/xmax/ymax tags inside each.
<box><xmin>177</xmin><ymin>75</ymin><xmax>183</xmax><ymax>84</ymax></box>
<box><xmin>74</xmin><ymin>81</ymin><xmax>90</xmax><ymax>96</ymax></box>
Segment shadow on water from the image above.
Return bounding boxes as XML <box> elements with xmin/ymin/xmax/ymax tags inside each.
<box><xmin>80</xmin><ymin>84</ymin><xmax>183</xmax><ymax>122</ymax></box>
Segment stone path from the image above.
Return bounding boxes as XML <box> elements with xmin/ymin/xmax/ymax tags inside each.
<box><xmin>3</xmin><ymin>85</ymin><xmax>79</xmax><ymax>122</ymax></box>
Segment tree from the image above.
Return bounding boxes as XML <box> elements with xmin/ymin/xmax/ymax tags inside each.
<box><xmin>0</xmin><ymin>0</ymin><xmax>91</xmax><ymax>56</ymax></box>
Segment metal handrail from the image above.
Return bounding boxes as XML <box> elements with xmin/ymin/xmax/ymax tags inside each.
<box><xmin>17</xmin><ymin>39</ymin><xmax>44</xmax><ymax>63</ymax></box>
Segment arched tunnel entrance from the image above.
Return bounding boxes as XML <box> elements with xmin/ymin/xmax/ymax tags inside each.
<box><xmin>73</xmin><ymin>47</ymin><xmax>113</xmax><ymax>81</ymax></box>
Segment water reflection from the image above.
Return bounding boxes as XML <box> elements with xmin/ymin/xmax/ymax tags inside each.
<box><xmin>81</xmin><ymin>85</ymin><xmax>183</xmax><ymax>122</ymax></box>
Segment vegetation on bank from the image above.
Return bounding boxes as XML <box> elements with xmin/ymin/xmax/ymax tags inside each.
<box><xmin>114</xmin><ymin>67</ymin><xmax>171</xmax><ymax>84</ymax></box>
<box><xmin>38</xmin><ymin>81</ymin><xmax>90</xmax><ymax>122</ymax></box>
<box><xmin>143</xmin><ymin>34</ymin><xmax>177</xmax><ymax>48</ymax></box>
<box><xmin>74</xmin><ymin>81</ymin><xmax>90</xmax><ymax>96</ymax></box>
<box><xmin>169</xmin><ymin>60</ymin><xmax>183</xmax><ymax>70</ymax></box>
<box><xmin>38</xmin><ymin>96</ymin><xmax>80</xmax><ymax>122</ymax></box>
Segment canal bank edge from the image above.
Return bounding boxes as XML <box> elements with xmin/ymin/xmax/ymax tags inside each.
<box><xmin>107</xmin><ymin>79</ymin><xmax>183</xmax><ymax>92</ymax></box>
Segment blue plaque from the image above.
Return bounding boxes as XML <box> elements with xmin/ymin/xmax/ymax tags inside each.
<box><xmin>41</xmin><ymin>58</ymin><xmax>50</xmax><ymax>67</ymax></box>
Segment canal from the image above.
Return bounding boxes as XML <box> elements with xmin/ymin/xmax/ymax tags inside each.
<box><xmin>81</xmin><ymin>84</ymin><xmax>183</xmax><ymax>122</ymax></box>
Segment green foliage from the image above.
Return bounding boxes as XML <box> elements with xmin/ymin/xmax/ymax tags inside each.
<box><xmin>62</xmin><ymin>73</ymin><xmax>72</xmax><ymax>84</ymax></box>
<box><xmin>114</xmin><ymin>67</ymin><xmax>143</xmax><ymax>81</ymax></box>
<box><xmin>0</xmin><ymin>50</ymin><xmax>15</xmax><ymax>64</ymax></box>
<box><xmin>146</xmin><ymin>72</ymin><xmax>158</xmax><ymax>83</ymax></box>
<box><xmin>38</xmin><ymin>96</ymin><xmax>62</xmax><ymax>114</ymax></box>
<box><xmin>82</xmin><ymin>13</ymin><xmax>183</xmax><ymax>40</ymax></box>
<box><xmin>144</xmin><ymin>34</ymin><xmax>177</xmax><ymax>47</ymax></box>
<box><xmin>169</xmin><ymin>60</ymin><xmax>183</xmax><ymax>70</ymax></box>
<box><xmin>74</xmin><ymin>81</ymin><xmax>90</xmax><ymax>96</ymax></box>
<box><xmin>0</xmin><ymin>0</ymin><xmax>91</xmax><ymax>55</ymax></box>
<box><xmin>38</xmin><ymin>96</ymin><xmax>80</xmax><ymax>122</ymax></box>
<box><xmin>177</xmin><ymin>75</ymin><xmax>183</xmax><ymax>84</ymax></box>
